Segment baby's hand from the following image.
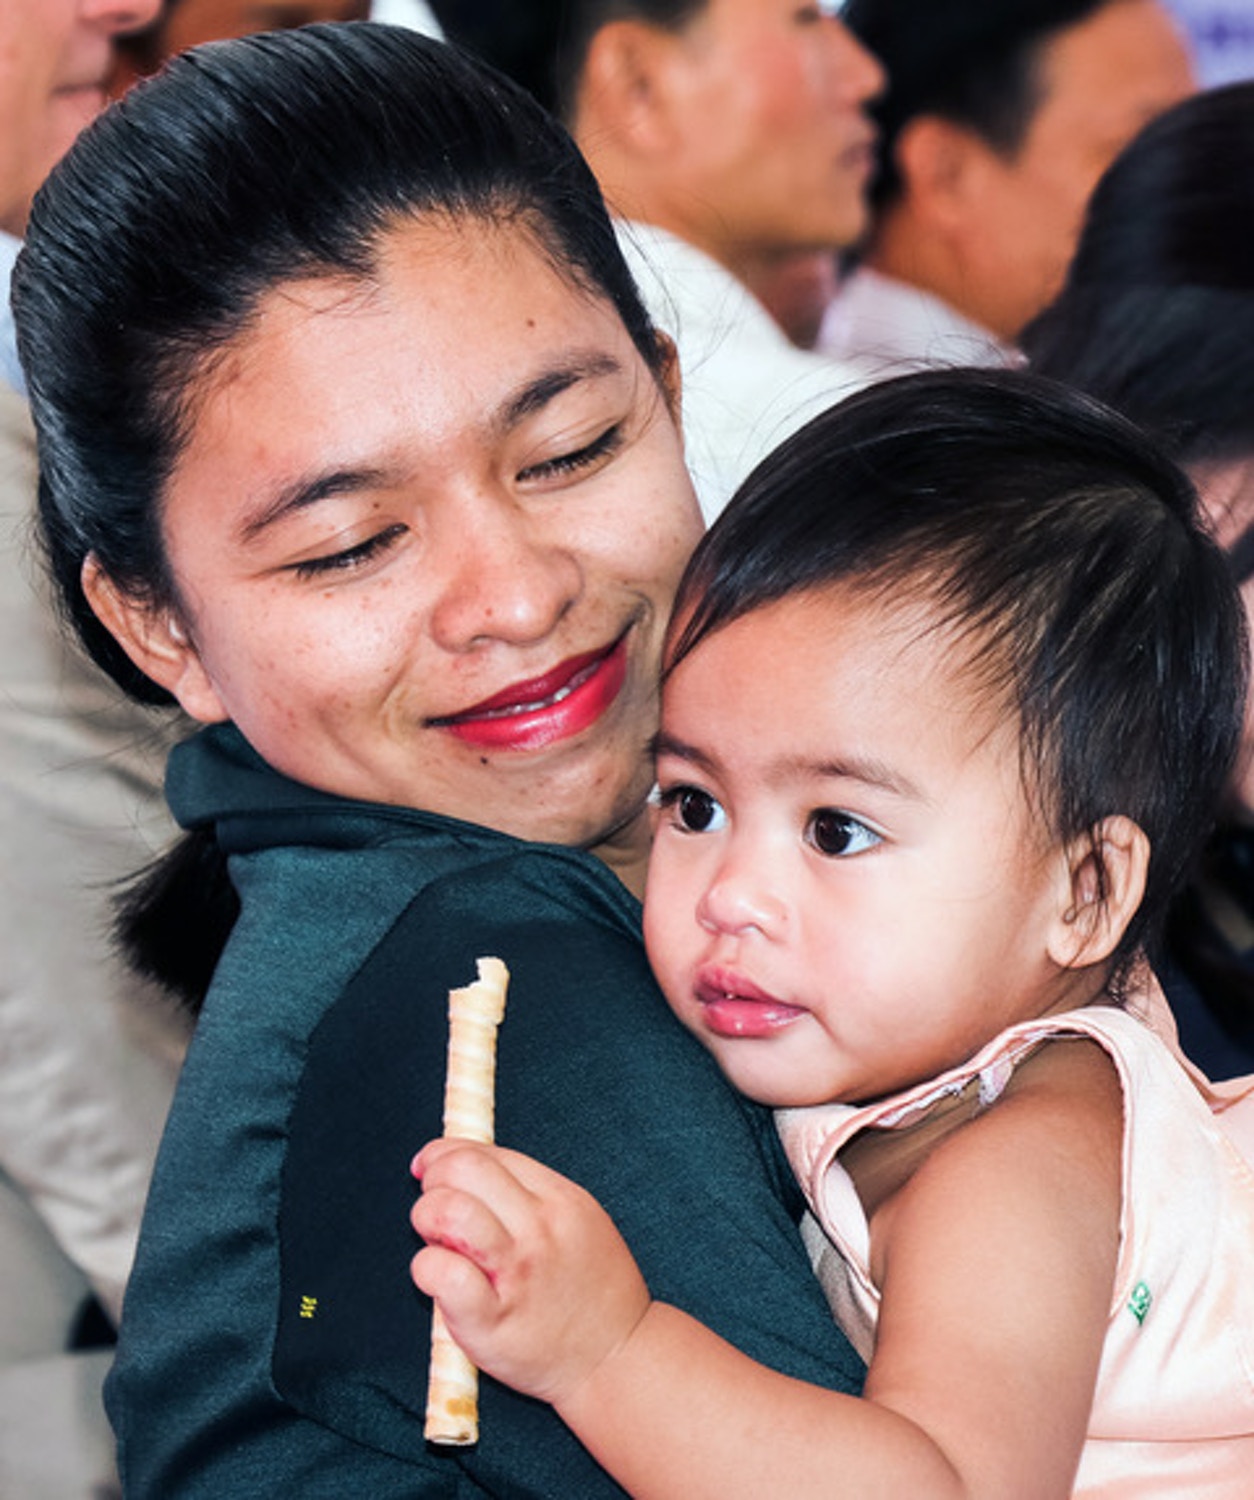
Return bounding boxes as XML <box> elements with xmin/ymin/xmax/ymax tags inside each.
<box><xmin>411</xmin><ymin>1138</ymin><xmax>651</xmax><ymax>1409</ymax></box>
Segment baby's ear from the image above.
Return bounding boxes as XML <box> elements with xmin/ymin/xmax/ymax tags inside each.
<box><xmin>1047</xmin><ymin>816</ymin><xmax>1150</xmax><ymax>970</ymax></box>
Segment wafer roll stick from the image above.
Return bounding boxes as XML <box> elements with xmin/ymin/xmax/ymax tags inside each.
<box><xmin>424</xmin><ymin>957</ymin><xmax>509</xmax><ymax>1447</ymax></box>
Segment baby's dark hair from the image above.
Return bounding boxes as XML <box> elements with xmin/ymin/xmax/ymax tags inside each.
<box><xmin>669</xmin><ymin>368</ymin><xmax>1247</xmax><ymax>977</ymax></box>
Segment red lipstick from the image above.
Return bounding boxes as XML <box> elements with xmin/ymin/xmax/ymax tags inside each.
<box><xmin>433</xmin><ymin>635</ymin><xmax>629</xmax><ymax>752</ymax></box>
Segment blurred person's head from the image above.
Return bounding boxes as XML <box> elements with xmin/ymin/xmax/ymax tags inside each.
<box><xmin>431</xmin><ymin>0</ymin><xmax>884</xmax><ymax>308</ymax></box>
<box><xmin>111</xmin><ymin>0</ymin><xmax>369</xmax><ymax>92</ymax></box>
<box><xmin>845</xmin><ymin>0</ymin><xmax>1194</xmax><ymax>341</ymax></box>
<box><xmin>1024</xmin><ymin>80</ymin><xmax>1254</xmax><ymax>814</ymax></box>
<box><xmin>0</xmin><ymin>0</ymin><xmax>160</xmax><ymax>234</ymax></box>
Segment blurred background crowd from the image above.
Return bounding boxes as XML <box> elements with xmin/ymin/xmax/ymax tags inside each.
<box><xmin>1</xmin><ymin>0</ymin><xmax>1252</xmax><ymax>1493</ymax></box>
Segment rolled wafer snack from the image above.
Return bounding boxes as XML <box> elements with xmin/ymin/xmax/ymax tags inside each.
<box><xmin>424</xmin><ymin>956</ymin><xmax>509</xmax><ymax>1446</ymax></box>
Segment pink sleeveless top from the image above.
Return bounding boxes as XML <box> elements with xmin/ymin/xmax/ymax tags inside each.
<box><xmin>776</xmin><ymin>978</ymin><xmax>1254</xmax><ymax>1496</ymax></box>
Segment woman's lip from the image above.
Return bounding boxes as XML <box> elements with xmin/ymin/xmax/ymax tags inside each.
<box><xmin>694</xmin><ymin>969</ymin><xmax>805</xmax><ymax>1039</ymax></box>
<box><xmin>432</xmin><ymin>635</ymin><xmax>630</xmax><ymax>752</ymax></box>
<box><xmin>448</xmin><ymin>641</ymin><xmax>618</xmax><ymax>717</ymax></box>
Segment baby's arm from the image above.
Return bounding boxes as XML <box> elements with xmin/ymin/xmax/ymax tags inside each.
<box><xmin>411</xmin><ymin>1039</ymin><xmax>1122</xmax><ymax>1500</ymax></box>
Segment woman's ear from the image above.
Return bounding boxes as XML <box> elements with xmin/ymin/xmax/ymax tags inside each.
<box><xmin>1047</xmin><ymin>815</ymin><xmax>1150</xmax><ymax>970</ymax></box>
<box><xmin>81</xmin><ymin>555</ymin><xmax>228</xmax><ymax>724</ymax></box>
<box><xmin>654</xmin><ymin>330</ymin><xmax>684</xmax><ymax>425</ymax></box>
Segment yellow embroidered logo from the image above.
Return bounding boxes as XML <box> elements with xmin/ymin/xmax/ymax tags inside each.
<box><xmin>1127</xmin><ymin>1282</ymin><xmax>1151</xmax><ymax>1325</ymax></box>
<box><xmin>299</xmin><ymin>1295</ymin><xmax>318</xmax><ymax>1321</ymax></box>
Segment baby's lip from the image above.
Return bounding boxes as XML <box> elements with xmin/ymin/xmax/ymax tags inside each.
<box><xmin>695</xmin><ymin>966</ymin><xmax>779</xmax><ymax>1008</ymax></box>
<box><xmin>694</xmin><ymin>967</ymin><xmax>806</xmax><ymax>1039</ymax></box>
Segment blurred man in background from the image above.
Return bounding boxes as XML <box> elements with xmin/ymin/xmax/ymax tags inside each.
<box><xmin>818</xmin><ymin>0</ymin><xmax>1195</xmax><ymax>370</ymax></box>
<box><xmin>109</xmin><ymin>0</ymin><xmax>369</xmax><ymax>91</ymax></box>
<box><xmin>431</xmin><ymin>0</ymin><xmax>883</xmax><ymax>517</ymax></box>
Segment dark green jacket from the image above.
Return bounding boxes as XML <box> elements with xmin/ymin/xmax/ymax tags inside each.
<box><xmin>107</xmin><ymin>724</ymin><xmax>862</xmax><ymax>1496</ymax></box>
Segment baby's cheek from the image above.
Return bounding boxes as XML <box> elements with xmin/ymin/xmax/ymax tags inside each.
<box><xmin>641</xmin><ymin>876</ymin><xmax>685</xmax><ymax>1014</ymax></box>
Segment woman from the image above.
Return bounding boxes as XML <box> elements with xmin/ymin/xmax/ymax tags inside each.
<box><xmin>14</xmin><ymin>23</ymin><xmax>862</xmax><ymax>1497</ymax></box>
<box><xmin>1023</xmin><ymin>80</ymin><xmax>1254</xmax><ymax>1079</ymax></box>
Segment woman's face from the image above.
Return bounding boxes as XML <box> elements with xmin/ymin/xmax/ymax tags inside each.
<box><xmin>102</xmin><ymin>217</ymin><xmax>701</xmax><ymax>871</ymax></box>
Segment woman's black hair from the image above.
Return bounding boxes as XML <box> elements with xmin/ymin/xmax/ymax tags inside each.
<box><xmin>13</xmin><ymin>21</ymin><xmax>667</xmax><ymax>1010</ymax></box>
<box><xmin>1023</xmin><ymin>81</ymin><xmax>1254</xmax><ymax>472</ymax></box>
<box><xmin>16</xmin><ymin>21</ymin><xmax>664</xmax><ymax>704</ymax></box>
<box><xmin>670</xmin><ymin>367</ymin><xmax>1247</xmax><ymax>986</ymax></box>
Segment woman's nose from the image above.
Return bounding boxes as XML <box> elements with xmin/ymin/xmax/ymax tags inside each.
<box><xmin>427</xmin><ymin>498</ymin><xmax>583</xmax><ymax>652</ymax></box>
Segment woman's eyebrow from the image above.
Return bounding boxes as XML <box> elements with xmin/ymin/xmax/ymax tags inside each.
<box><xmin>236</xmin><ymin>354</ymin><xmax>626</xmax><ymax>544</ymax></box>
<box><xmin>236</xmin><ymin>467</ymin><xmax>386</xmax><ymax>544</ymax></box>
<box><xmin>494</xmin><ymin>353</ymin><xmax>623</xmax><ymax>433</ymax></box>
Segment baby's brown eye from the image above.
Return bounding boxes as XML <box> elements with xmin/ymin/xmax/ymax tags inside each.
<box><xmin>678</xmin><ymin>788</ymin><xmax>721</xmax><ymax>832</ymax></box>
<box><xmin>655</xmin><ymin>783</ymin><xmax>729</xmax><ymax>834</ymax></box>
<box><xmin>807</xmin><ymin>810</ymin><xmax>879</xmax><ymax>857</ymax></box>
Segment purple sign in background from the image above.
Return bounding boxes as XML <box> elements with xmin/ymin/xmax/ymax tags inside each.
<box><xmin>1168</xmin><ymin>0</ymin><xmax>1254</xmax><ymax>85</ymax></box>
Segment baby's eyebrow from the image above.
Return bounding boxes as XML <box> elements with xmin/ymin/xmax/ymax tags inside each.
<box><xmin>654</xmin><ymin>732</ymin><xmax>923</xmax><ymax>803</ymax></box>
<box><xmin>652</xmin><ymin>730</ymin><xmax>715</xmax><ymax>774</ymax></box>
<box><xmin>796</xmin><ymin>753</ymin><xmax>924</xmax><ymax>803</ymax></box>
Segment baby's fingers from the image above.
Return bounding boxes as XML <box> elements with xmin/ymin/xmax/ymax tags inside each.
<box><xmin>411</xmin><ymin>1180</ymin><xmax>518</xmax><ymax>1358</ymax></box>
<box><xmin>414</xmin><ymin>1136</ymin><xmax>571</xmax><ymax>1186</ymax></box>
<box><xmin>411</xmin><ymin>1175</ymin><xmax>512</xmax><ymax>1275</ymax></box>
<box><xmin>411</xmin><ymin>1238</ymin><xmax>491</xmax><ymax>1314</ymax></box>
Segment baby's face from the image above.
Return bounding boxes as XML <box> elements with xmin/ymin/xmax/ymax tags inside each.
<box><xmin>643</xmin><ymin>585</ymin><xmax>1080</xmax><ymax>1108</ymax></box>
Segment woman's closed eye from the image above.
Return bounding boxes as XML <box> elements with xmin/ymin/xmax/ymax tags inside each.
<box><xmin>288</xmin><ymin>523</ymin><xmax>407</xmax><ymax>580</ymax></box>
<box><xmin>517</xmin><ymin>423</ymin><xmax>623</xmax><ymax>484</ymax></box>
<box><xmin>655</xmin><ymin>784</ymin><xmax>728</xmax><ymax>835</ymax></box>
<box><xmin>806</xmin><ymin>808</ymin><xmax>880</xmax><ymax>858</ymax></box>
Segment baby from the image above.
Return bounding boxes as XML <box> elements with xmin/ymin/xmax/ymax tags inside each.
<box><xmin>413</xmin><ymin>369</ymin><xmax>1254</xmax><ymax>1497</ymax></box>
